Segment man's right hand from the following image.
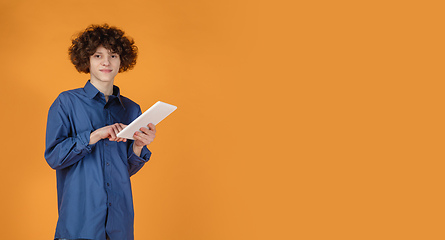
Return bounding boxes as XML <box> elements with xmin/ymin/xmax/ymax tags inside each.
<box><xmin>89</xmin><ymin>123</ymin><xmax>127</xmax><ymax>145</ymax></box>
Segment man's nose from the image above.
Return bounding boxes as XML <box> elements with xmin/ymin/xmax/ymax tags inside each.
<box><xmin>101</xmin><ymin>57</ymin><xmax>110</xmax><ymax>66</ymax></box>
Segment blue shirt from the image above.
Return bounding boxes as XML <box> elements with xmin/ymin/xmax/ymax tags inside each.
<box><xmin>45</xmin><ymin>81</ymin><xmax>151</xmax><ymax>240</ymax></box>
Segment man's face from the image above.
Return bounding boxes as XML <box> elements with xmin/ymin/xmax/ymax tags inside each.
<box><xmin>89</xmin><ymin>45</ymin><xmax>121</xmax><ymax>83</ymax></box>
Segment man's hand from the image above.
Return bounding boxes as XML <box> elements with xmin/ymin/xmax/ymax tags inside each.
<box><xmin>132</xmin><ymin>123</ymin><xmax>156</xmax><ymax>156</ymax></box>
<box><xmin>89</xmin><ymin>123</ymin><xmax>127</xmax><ymax>145</ymax></box>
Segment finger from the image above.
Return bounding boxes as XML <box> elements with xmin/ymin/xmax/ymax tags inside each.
<box><xmin>148</xmin><ymin>123</ymin><xmax>156</xmax><ymax>133</ymax></box>
<box><xmin>111</xmin><ymin>125</ymin><xmax>119</xmax><ymax>138</ymax></box>
<box><xmin>115</xmin><ymin>123</ymin><xmax>124</xmax><ymax>132</ymax></box>
<box><xmin>139</xmin><ymin>127</ymin><xmax>149</xmax><ymax>135</ymax></box>
<box><xmin>134</xmin><ymin>131</ymin><xmax>145</xmax><ymax>138</ymax></box>
<box><xmin>141</xmin><ymin>125</ymin><xmax>156</xmax><ymax>135</ymax></box>
<box><xmin>108</xmin><ymin>125</ymin><xmax>118</xmax><ymax>140</ymax></box>
<box><xmin>133</xmin><ymin>132</ymin><xmax>142</xmax><ymax>142</ymax></box>
<box><xmin>134</xmin><ymin>131</ymin><xmax>149</xmax><ymax>142</ymax></box>
<box><xmin>138</xmin><ymin>129</ymin><xmax>155</xmax><ymax>142</ymax></box>
<box><xmin>115</xmin><ymin>124</ymin><xmax>127</xmax><ymax>142</ymax></box>
<box><xmin>114</xmin><ymin>124</ymin><xmax>121</xmax><ymax>135</ymax></box>
<box><xmin>136</xmin><ymin>131</ymin><xmax>154</xmax><ymax>145</ymax></box>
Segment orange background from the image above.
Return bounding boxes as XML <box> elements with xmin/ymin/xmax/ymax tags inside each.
<box><xmin>1</xmin><ymin>0</ymin><xmax>444</xmax><ymax>239</ymax></box>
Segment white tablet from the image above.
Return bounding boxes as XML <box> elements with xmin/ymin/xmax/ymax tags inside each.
<box><xmin>117</xmin><ymin>101</ymin><xmax>177</xmax><ymax>140</ymax></box>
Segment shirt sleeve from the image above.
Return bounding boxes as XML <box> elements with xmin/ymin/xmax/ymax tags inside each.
<box><xmin>44</xmin><ymin>96</ymin><xmax>93</xmax><ymax>170</ymax></box>
<box><xmin>127</xmin><ymin>142</ymin><xmax>151</xmax><ymax>176</ymax></box>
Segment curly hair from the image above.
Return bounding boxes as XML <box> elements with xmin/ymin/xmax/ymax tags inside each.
<box><xmin>68</xmin><ymin>24</ymin><xmax>138</xmax><ymax>73</ymax></box>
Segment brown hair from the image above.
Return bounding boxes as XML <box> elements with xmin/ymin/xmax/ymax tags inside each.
<box><xmin>68</xmin><ymin>24</ymin><xmax>138</xmax><ymax>73</ymax></box>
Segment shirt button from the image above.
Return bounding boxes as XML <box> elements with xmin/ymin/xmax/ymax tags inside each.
<box><xmin>105</xmin><ymin>143</ymin><xmax>108</xmax><ymax>146</ymax></box>
<box><xmin>107</xmin><ymin>183</ymin><xmax>110</xmax><ymax>186</ymax></box>
<box><xmin>106</xmin><ymin>162</ymin><xmax>110</xmax><ymax>166</ymax></box>
<box><xmin>109</xmin><ymin>203</ymin><xmax>112</xmax><ymax>206</ymax></box>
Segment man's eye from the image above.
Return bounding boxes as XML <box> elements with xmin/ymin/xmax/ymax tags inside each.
<box><xmin>94</xmin><ymin>55</ymin><xmax>101</xmax><ymax>58</ymax></box>
<box><xmin>111</xmin><ymin>55</ymin><xmax>118</xmax><ymax>58</ymax></box>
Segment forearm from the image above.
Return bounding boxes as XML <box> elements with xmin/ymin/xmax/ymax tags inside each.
<box><xmin>89</xmin><ymin>130</ymin><xmax>102</xmax><ymax>145</ymax></box>
<box><xmin>132</xmin><ymin>144</ymin><xmax>143</xmax><ymax>157</ymax></box>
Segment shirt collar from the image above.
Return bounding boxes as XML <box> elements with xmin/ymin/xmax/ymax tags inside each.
<box><xmin>112</xmin><ymin>85</ymin><xmax>126</xmax><ymax>109</ymax></box>
<box><xmin>84</xmin><ymin>81</ymin><xmax>126</xmax><ymax>109</ymax></box>
<box><xmin>84</xmin><ymin>80</ymin><xmax>100</xmax><ymax>99</ymax></box>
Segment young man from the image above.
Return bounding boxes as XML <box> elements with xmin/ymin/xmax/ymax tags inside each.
<box><xmin>45</xmin><ymin>24</ymin><xmax>155</xmax><ymax>240</ymax></box>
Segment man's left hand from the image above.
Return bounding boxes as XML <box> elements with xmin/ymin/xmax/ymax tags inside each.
<box><xmin>133</xmin><ymin>123</ymin><xmax>156</xmax><ymax>156</ymax></box>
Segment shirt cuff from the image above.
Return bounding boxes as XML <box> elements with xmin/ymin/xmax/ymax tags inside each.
<box><xmin>128</xmin><ymin>143</ymin><xmax>152</xmax><ymax>163</ymax></box>
<box><xmin>74</xmin><ymin>130</ymin><xmax>93</xmax><ymax>154</ymax></box>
